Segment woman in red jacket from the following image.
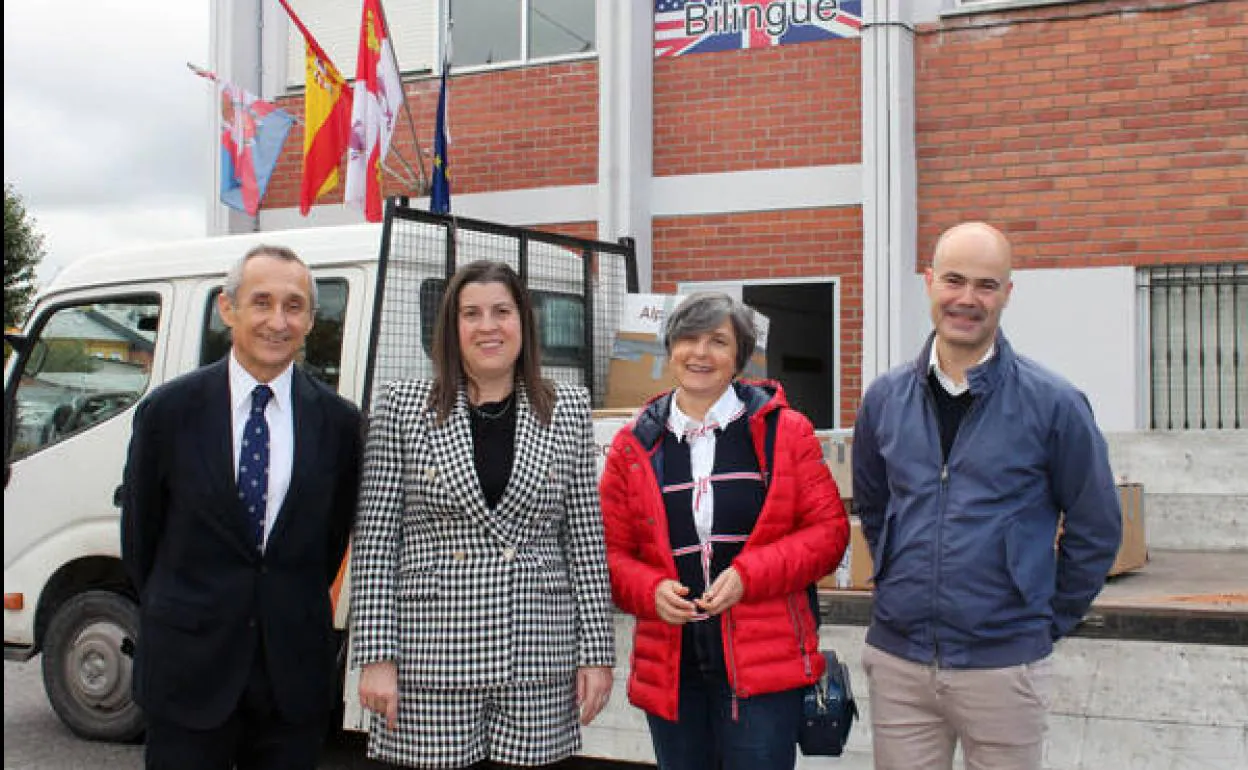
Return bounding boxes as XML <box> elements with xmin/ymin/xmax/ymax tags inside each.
<box><xmin>600</xmin><ymin>292</ymin><xmax>849</xmax><ymax>770</ymax></box>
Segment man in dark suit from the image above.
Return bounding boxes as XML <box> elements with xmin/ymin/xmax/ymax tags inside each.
<box><xmin>122</xmin><ymin>244</ymin><xmax>362</xmax><ymax>770</ymax></box>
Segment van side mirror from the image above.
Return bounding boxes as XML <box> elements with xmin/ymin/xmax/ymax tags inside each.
<box><xmin>4</xmin><ymin>332</ymin><xmax>30</xmax><ymax>355</ymax></box>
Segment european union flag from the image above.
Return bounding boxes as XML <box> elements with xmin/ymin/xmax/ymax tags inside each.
<box><xmin>430</xmin><ymin>61</ymin><xmax>450</xmax><ymax>215</ymax></box>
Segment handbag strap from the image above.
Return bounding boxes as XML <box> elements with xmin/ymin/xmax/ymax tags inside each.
<box><xmin>761</xmin><ymin>407</ymin><xmax>823</xmax><ymax>629</ymax></box>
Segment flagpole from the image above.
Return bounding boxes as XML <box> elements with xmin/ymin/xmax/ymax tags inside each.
<box><xmin>428</xmin><ymin>0</ymin><xmax>453</xmax><ymax>214</ymax></box>
<box><xmin>276</xmin><ymin>0</ymin><xmax>336</xmax><ymax>66</ymax></box>
<box><xmin>374</xmin><ymin>0</ymin><xmax>429</xmax><ymax>194</ymax></box>
<box><xmin>383</xmin><ymin>157</ymin><xmax>420</xmax><ymax>189</ymax></box>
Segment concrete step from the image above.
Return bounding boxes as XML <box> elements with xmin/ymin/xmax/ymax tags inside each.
<box><xmin>584</xmin><ymin>556</ymin><xmax>1248</xmax><ymax>770</ymax></box>
<box><xmin>810</xmin><ymin>628</ymin><xmax>1248</xmax><ymax>770</ymax></box>
<box><xmin>1106</xmin><ymin>431</ymin><xmax>1247</xmax><ymax>552</ymax></box>
<box><xmin>1144</xmin><ymin>493</ymin><xmax>1248</xmax><ymax>551</ymax></box>
<box><xmin>584</xmin><ymin>624</ymin><xmax>1248</xmax><ymax>770</ymax></box>
<box><xmin>1105</xmin><ymin>431</ymin><xmax>1248</xmax><ymax>495</ymax></box>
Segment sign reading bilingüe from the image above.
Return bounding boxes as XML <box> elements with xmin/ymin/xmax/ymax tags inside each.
<box><xmin>655</xmin><ymin>0</ymin><xmax>863</xmax><ymax>58</ymax></box>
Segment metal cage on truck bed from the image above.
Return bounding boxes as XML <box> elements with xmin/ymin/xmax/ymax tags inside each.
<box><xmin>362</xmin><ymin>199</ymin><xmax>638</xmax><ymax>412</ymax></box>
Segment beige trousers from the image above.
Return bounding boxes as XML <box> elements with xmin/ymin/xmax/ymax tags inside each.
<box><xmin>862</xmin><ymin>644</ymin><xmax>1053</xmax><ymax>770</ymax></box>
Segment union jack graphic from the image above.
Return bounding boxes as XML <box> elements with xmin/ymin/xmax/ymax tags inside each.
<box><xmin>655</xmin><ymin>0</ymin><xmax>863</xmax><ymax>58</ymax></box>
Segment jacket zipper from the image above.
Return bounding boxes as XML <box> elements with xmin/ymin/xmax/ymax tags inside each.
<box><xmin>723</xmin><ymin>609</ymin><xmax>743</xmax><ymax>721</ymax></box>
<box><xmin>787</xmin><ymin>594</ymin><xmax>813</xmax><ymax>679</ymax></box>
<box><xmin>936</xmin><ymin>461</ymin><xmax>949</xmax><ymax>667</ymax></box>
<box><xmin>919</xmin><ymin>385</ymin><xmax>944</xmax><ymax>666</ymax></box>
<box><xmin>922</xmin><ymin>381</ymin><xmax>984</xmax><ymax>668</ymax></box>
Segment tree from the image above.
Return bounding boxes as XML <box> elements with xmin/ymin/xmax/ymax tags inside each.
<box><xmin>5</xmin><ymin>182</ymin><xmax>46</xmax><ymax>329</ymax></box>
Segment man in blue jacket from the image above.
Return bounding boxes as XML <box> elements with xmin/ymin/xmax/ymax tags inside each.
<box><xmin>852</xmin><ymin>222</ymin><xmax>1121</xmax><ymax>770</ymax></box>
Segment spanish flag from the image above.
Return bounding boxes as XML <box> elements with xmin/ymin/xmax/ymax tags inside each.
<box><xmin>278</xmin><ymin>0</ymin><xmax>353</xmax><ymax>215</ymax></box>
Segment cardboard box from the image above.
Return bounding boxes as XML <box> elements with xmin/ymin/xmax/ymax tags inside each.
<box><xmin>1109</xmin><ymin>482</ymin><xmax>1147</xmax><ymax>576</ymax></box>
<box><xmin>818</xmin><ymin>517</ymin><xmax>874</xmax><ymax>591</ymax></box>
<box><xmin>605</xmin><ymin>294</ymin><xmax>769</xmax><ymax>408</ymax></box>
<box><xmin>1057</xmin><ymin>483</ymin><xmax>1147</xmax><ymax>576</ymax></box>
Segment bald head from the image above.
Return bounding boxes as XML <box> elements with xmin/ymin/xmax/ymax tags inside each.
<box><xmin>925</xmin><ymin>222</ymin><xmax>1015</xmax><ymax>360</ymax></box>
<box><xmin>932</xmin><ymin>222</ymin><xmax>1013</xmax><ymax>278</ymax></box>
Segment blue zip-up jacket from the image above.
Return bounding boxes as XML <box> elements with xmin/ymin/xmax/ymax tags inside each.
<box><xmin>852</xmin><ymin>331</ymin><xmax>1121</xmax><ymax>668</ymax></box>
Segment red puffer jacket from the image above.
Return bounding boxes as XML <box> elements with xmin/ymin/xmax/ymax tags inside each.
<box><xmin>600</xmin><ymin>380</ymin><xmax>849</xmax><ymax>720</ymax></box>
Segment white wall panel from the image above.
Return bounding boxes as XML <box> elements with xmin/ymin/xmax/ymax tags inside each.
<box><xmin>1003</xmin><ymin>266</ymin><xmax>1137</xmax><ymax>431</ymax></box>
<box><xmin>886</xmin><ymin>265</ymin><xmax>1138</xmax><ymax>431</ymax></box>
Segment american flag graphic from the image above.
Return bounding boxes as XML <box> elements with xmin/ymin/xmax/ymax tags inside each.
<box><xmin>655</xmin><ymin>0</ymin><xmax>863</xmax><ymax>58</ymax></box>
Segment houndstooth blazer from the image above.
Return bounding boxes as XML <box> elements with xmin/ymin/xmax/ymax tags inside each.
<box><xmin>350</xmin><ymin>379</ymin><xmax>615</xmax><ymax>689</ymax></box>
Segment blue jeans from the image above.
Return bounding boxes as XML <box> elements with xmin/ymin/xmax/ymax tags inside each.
<box><xmin>646</xmin><ymin>674</ymin><xmax>803</xmax><ymax>770</ymax></box>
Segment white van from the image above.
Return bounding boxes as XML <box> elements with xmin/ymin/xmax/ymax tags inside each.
<box><xmin>3</xmin><ymin>218</ymin><xmax>634</xmax><ymax>742</ymax></box>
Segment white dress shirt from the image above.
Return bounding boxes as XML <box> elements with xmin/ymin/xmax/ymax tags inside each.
<box><xmin>929</xmin><ymin>342</ymin><xmax>996</xmax><ymax>396</ymax></box>
<box><xmin>228</xmin><ymin>353</ymin><xmax>295</xmax><ymax>550</ymax></box>
<box><xmin>667</xmin><ymin>386</ymin><xmax>747</xmax><ymax>544</ymax></box>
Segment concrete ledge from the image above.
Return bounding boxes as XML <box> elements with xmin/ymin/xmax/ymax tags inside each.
<box><xmin>1106</xmin><ymin>431</ymin><xmax>1248</xmax><ymax>495</ymax></box>
<box><xmin>581</xmin><ymin>620</ymin><xmax>1248</xmax><ymax>769</ymax></box>
<box><xmin>817</xmin><ymin>591</ymin><xmax>1248</xmax><ymax>646</ymax></box>
<box><xmin>1046</xmin><ymin>717</ymin><xmax>1248</xmax><ymax>770</ymax></box>
<box><xmin>1145</xmin><ymin>493</ymin><xmax>1248</xmax><ymax>551</ymax></box>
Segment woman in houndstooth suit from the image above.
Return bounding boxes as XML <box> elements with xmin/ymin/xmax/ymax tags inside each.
<box><xmin>350</xmin><ymin>260</ymin><xmax>615</xmax><ymax>769</ymax></box>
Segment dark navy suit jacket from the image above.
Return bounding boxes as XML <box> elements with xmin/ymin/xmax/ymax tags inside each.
<box><xmin>121</xmin><ymin>357</ymin><xmax>361</xmax><ymax>729</ymax></box>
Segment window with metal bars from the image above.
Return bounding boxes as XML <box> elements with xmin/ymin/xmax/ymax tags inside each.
<box><xmin>1140</xmin><ymin>263</ymin><xmax>1247</xmax><ymax>430</ymax></box>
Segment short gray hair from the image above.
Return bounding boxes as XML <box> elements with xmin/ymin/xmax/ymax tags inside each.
<box><xmin>223</xmin><ymin>244</ymin><xmax>318</xmax><ymax>310</ymax></box>
<box><xmin>663</xmin><ymin>292</ymin><xmax>757</xmax><ymax>375</ymax></box>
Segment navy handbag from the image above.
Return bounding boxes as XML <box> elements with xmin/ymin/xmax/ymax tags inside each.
<box><xmin>798</xmin><ymin>649</ymin><xmax>859</xmax><ymax>757</ymax></box>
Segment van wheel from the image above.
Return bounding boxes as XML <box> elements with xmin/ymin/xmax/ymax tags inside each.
<box><xmin>41</xmin><ymin>591</ymin><xmax>145</xmax><ymax>742</ymax></box>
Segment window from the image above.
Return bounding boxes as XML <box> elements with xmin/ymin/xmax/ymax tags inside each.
<box><xmin>1140</xmin><ymin>264</ymin><xmax>1247</xmax><ymax>430</ymax></box>
<box><xmin>952</xmin><ymin>0</ymin><xmax>1081</xmax><ymax>9</ymax></box>
<box><xmin>451</xmin><ymin>0</ymin><xmax>595</xmax><ymax>68</ymax></box>
<box><xmin>948</xmin><ymin>0</ymin><xmax>1102</xmax><ymax>16</ymax></box>
<box><xmin>419</xmin><ymin>278</ymin><xmax>585</xmax><ymax>367</ymax></box>
<box><xmin>201</xmin><ymin>279</ymin><xmax>350</xmax><ymax>392</ymax></box>
<box><xmin>8</xmin><ymin>298</ymin><xmax>160</xmax><ymax>461</ymax></box>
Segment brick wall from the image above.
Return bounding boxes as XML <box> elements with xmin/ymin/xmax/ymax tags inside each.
<box><xmin>652</xmin><ymin>206</ymin><xmax>864</xmax><ymax>424</ymax></box>
<box><xmin>654</xmin><ymin>39</ymin><xmax>862</xmax><ymax>176</ymax></box>
<box><xmin>915</xmin><ymin>0</ymin><xmax>1248</xmax><ymax>268</ymax></box>
<box><xmin>651</xmin><ymin>39</ymin><xmax>865</xmax><ymax>418</ymax></box>
<box><xmin>263</xmin><ymin>60</ymin><xmax>599</xmax><ymax>211</ymax></box>
<box><xmin>263</xmin><ymin>37</ymin><xmax>871</xmax><ymax>414</ymax></box>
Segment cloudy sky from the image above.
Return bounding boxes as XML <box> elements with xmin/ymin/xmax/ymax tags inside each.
<box><xmin>4</xmin><ymin>0</ymin><xmax>212</xmax><ymax>285</ymax></box>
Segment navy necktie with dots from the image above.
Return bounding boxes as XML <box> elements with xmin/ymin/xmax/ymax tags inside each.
<box><xmin>238</xmin><ymin>384</ymin><xmax>272</xmax><ymax>550</ymax></box>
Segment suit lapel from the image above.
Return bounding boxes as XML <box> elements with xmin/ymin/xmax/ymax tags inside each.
<box><xmin>268</xmin><ymin>368</ymin><xmax>323</xmax><ymax>547</ymax></box>
<box><xmin>426</xmin><ymin>389</ymin><xmax>514</xmax><ymax>545</ymax></box>
<box><xmin>194</xmin><ymin>360</ymin><xmax>255</xmax><ymax>554</ymax></box>
<box><xmin>493</xmin><ymin>384</ymin><xmax>554</xmax><ymax>539</ymax></box>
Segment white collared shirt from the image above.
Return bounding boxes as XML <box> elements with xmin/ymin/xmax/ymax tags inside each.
<box><xmin>667</xmin><ymin>386</ymin><xmax>747</xmax><ymax>544</ymax></box>
<box><xmin>929</xmin><ymin>342</ymin><xmax>996</xmax><ymax>397</ymax></box>
<box><xmin>228</xmin><ymin>353</ymin><xmax>295</xmax><ymax>550</ymax></box>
